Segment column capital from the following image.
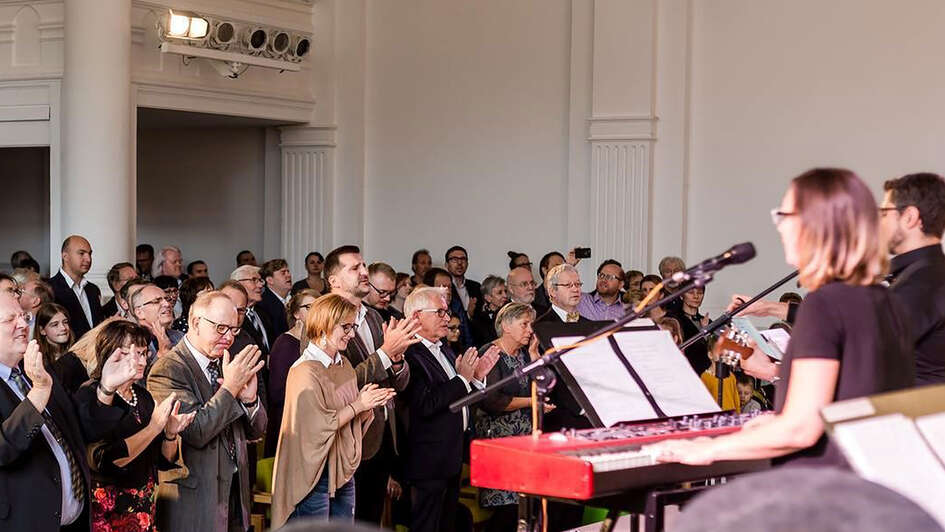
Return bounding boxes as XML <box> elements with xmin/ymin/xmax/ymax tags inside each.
<box><xmin>279</xmin><ymin>125</ymin><xmax>337</xmax><ymax>147</ymax></box>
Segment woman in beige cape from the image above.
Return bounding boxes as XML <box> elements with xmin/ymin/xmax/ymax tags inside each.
<box><xmin>271</xmin><ymin>294</ymin><xmax>396</xmax><ymax>527</ymax></box>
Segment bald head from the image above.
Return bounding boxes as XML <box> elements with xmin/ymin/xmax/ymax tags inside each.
<box><xmin>507</xmin><ymin>266</ymin><xmax>536</xmax><ymax>305</ymax></box>
<box><xmin>61</xmin><ymin>235</ymin><xmax>92</xmax><ymax>279</ymax></box>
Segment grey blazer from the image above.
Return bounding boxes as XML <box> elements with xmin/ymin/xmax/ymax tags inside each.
<box><xmin>341</xmin><ymin>305</ymin><xmax>410</xmax><ymax>460</ymax></box>
<box><xmin>147</xmin><ymin>340</ymin><xmax>267</xmax><ymax>532</ymax></box>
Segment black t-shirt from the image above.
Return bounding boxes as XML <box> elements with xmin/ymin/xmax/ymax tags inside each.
<box><xmin>889</xmin><ymin>244</ymin><xmax>945</xmax><ymax>385</ymax></box>
<box><xmin>775</xmin><ymin>282</ymin><xmax>914</xmax><ymax>467</ymax></box>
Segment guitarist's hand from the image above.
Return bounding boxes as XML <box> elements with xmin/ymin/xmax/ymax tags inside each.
<box><xmin>738</xmin><ymin>339</ymin><xmax>780</xmax><ymax>381</ymax></box>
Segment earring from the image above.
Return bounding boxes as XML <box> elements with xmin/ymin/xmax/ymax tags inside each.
<box><xmin>319</xmin><ymin>336</ymin><xmax>327</xmax><ymax>348</ymax></box>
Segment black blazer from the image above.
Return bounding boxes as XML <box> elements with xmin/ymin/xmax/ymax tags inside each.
<box><xmin>101</xmin><ymin>297</ymin><xmax>118</xmax><ymax>319</ymax></box>
<box><xmin>402</xmin><ymin>342</ymin><xmax>469</xmax><ymax>482</ymax></box>
<box><xmin>241</xmin><ymin>306</ymin><xmax>273</xmax><ymax>355</ymax></box>
<box><xmin>0</xmin><ymin>372</ymin><xmax>92</xmax><ymax>532</ymax></box>
<box><xmin>49</xmin><ymin>271</ymin><xmax>103</xmax><ymax>340</ymax></box>
<box><xmin>256</xmin><ymin>288</ymin><xmax>289</xmax><ymax>344</ymax></box>
<box><xmin>534</xmin><ymin>307</ymin><xmax>593</xmax><ymax>431</ymax></box>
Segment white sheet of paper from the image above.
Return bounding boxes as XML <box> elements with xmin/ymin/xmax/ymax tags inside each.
<box><xmin>552</xmin><ymin>335</ymin><xmax>658</xmax><ymax>427</ymax></box>
<box><xmin>833</xmin><ymin>414</ymin><xmax>945</xmax><ymax>528</ymax></box>
<box><xmin>613</xmin><ymin>330</ymin><xmax>721</xmax><ymax>417</ymax></box>
<box><xmin>759</xmin><ymin>328</ymin><xmax>791</xmax><ymax>357</ymax></box>
<box><xmin>916</xmin><ymin>411</ymin><xmax>945</xmax><ymax>463</ymax></box>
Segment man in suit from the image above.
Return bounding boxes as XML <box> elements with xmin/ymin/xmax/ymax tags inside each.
<box><xmin>445</xmin><ymin>245</ymin><xmax>482</xmax><ymax>318</ymax></box>
<box><xmin>325</xmin><ymin>245</ymin><xmax>419</xmax><ymax>525</ymax></box>
<box><xmin>231</xmin><ymin>265</ymin><xmax>272</xmax><ymax>354</ymax></box>
<box><xmin>0</xmin><ymin>291</ymin><xmax>137</xmax><ymax>531</ymax></box>
<box><xmin>49</xmin><ymin>235</ymin><xmax>103</xmax><ymax>339</ymax></box>
<box><xmin>136</xmin><ymin>244</ymin><xmax>155</xmax><ymax>282</ymax></box>
<box><xmin>402</xmin><ymin>287</ymin><xmax>500</xmax><ymax>532</ymax></box>
<box><xmin>257</xmin><ymin>258</ymin><xmax>292</xmax><ymax>341</ymax></box>
<box><xmin>147</xmin><ymin>291</ymin><xmax>267</xmax><ymax>532</ymax></box>
<box><xmin>365</xmin><ymin>262</ymin><xmax>405</xmax><ymax>321</ymax></box>
<box><xmin>102</xmin><ymin>262</ymin><xmax>136</xmax><ymax>318</ymax></box>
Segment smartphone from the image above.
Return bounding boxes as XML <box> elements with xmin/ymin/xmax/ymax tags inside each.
<box><xmin>574</xmin><ymin>247</ymin><xmax>592</xmax><ymax>259</ymax></box>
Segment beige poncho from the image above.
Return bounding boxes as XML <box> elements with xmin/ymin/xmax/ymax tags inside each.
<box><xmin>270</xmin><ymin>358</ymin><xmax>373</xmax><ymax>528</ymax></box>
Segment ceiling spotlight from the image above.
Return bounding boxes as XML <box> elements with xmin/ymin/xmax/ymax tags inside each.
<box><xmin>287</xmin><ymin>35</ymin><xmax>311</xmax><ymax>62</ymax></box>
<box><xmin>164</xmin><ymin>9</ymin><xmax>208</xmax><ymax>40</ymax></box>
<box><xmin>243</xmin><ymin>26</ymin><xmax>268</xmax><ymax>54</ymax></box>
<box><xmin>209</xmin><ymin>20</ymin><xmax>236</xmax><ymax>49</ymax></box>
<box><xmin>268</xmin><ymin>31</ymin><xmax>290</xmax><ymax>57</ymax></box>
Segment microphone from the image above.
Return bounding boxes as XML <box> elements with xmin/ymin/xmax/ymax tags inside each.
<box><xmin>670</xmin><ymin>242</ymin><xmax>756</xmax><ymax>284</ymax></box>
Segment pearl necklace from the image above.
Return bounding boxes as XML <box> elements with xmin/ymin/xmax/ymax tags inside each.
<box><xmin>118</xmin><ymin>386</ymin><xmax>138</xmax><ymax>407</ymax></box>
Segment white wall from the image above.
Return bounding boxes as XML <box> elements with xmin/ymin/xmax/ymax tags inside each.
<box><xmin>136</xmin><ymin>127</ymin><xmax>268</xmax><ymax>286</ymax></box>
<box><xmin>362</xmin><ymin>0</ymin><xmax>573</xmax><ymax>279</ymax></box>
<box><xmin>686</xmin><ymin>0</ymin><xmax>945</xmax><ymax>315</ymax></box>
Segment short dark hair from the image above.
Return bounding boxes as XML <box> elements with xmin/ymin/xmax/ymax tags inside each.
<box><xmin>236</xmin><ymin>250</ymin><xmax>254</xmax><ymax>264</ymax></box>
<box><xmin>368</xmin><ymin>262</ymin><xmax>397</xmax><ymax>281</ymax></box>
<box><xmin>423</xmin><ymin>267</ymin><xmax>451</xmax><ymax>287</ymax></box>
<box><xmin>119</xmin><ymin>277</ymin><xmax>147</xmax><ymax>302</ymax></box>
<box><xmin>305</xmin><ymin>251</ymin><xmax>324</xmax><ymax>263</ymax></box>
<box><xmin>445</xmin><ymin>246</ymin><xmax>467</xmax><ymax>262</ymax></box>
<box><xmin>136</xmin><ymin>243</ymin><xmax>154</xmax><ymax>256</ymax></box>
<box><xmin>91</xmin><ymin>321</ymin><xmax>151</xmax><ymax>380</ymax></box>
<box><xmin>641</xmin><ymin>274</ymin><xmax>662</xmax><ymax>287</ymax></box>
<box><xmin>179</xmin><ymin>276</ymin><xmax>214</xmax><ymax>314</ymax></box>
<box><xmin>596</xmin><ymin>259</ymin><xmax>624</xmax><ymax>278</ymax></box>
<box><xmin>19</xmin><ymin>257</ymin><xmax>40</xmax><ymax>274</ymax></box>
<box><xmin>153</xmin><ymin>275</ymin><xmax>178</xmax><ymax>291</ymax></box>
<box><xmin>10</xmin><ymin>250</ymin><xmax>33</xmax><ymax>269</ymax></box>
<box><xmin>627</xmin><ymin>270</ymin><xmax>644</xmax><ymax>279</ymax></box>
<box><xmin>539</xmin><ymin>251</ymin><xmax>565</xmax><ymax>279</ymax></box>
<box><xmin>218</xmin><ymin>279</ymin><xmax>249</xmax><ymax>302</ymax></box>
<box><xmin>735</xmin><ymin>372</ymin><xmax>755</xmax><ymax>387</ymax></box>
<box><xmin>883</xmin><ymin>172</ymin><xmax>945</xmax><ymax>237</ymax></box>
<box><xmin>260</xmin><ymin>258</ymin><xmax>289</xmax><ymax>280</ymax></box>
<box><xmin>411</xmin><ymin>249</ymin><xmax>430</xmax><ymax>266</ymax></box>
<box><xmin>186</xmin><ymin>260</ymin><xmax>206</xmax><ymax>276</ymax></box>
<box><xmin>507</xmin><ymin>251</ymin><xmax>528</xmax><ymax>270</ymax></box>
<box><xmin>324</xmin><ymin>245</ymin><xmax>361</xmax><ymax>278</ymax></box>
<box><xmin>106</xmin><ymin>262</ymin><xmax>134</xmax><ymax>291</ymax></box>
<box><xmin>779</xmin><ymin>291</ymin><xmax>803</xmax><ymax>304</ymax></box>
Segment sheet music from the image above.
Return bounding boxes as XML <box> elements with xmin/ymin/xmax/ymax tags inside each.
<box><xmin>916</xmin><ymin>412</ymin><xmax>945</xmax><ymax>463</ymax></box>
<box><xmin>759</xmin><ymin>328</ymin><xmax>790</xmax><ymax>358</ymax></box>
<box><xmin>613</xmin><ymin>330</ymin><xmax>722</xmax><ymax>417</ymax></box>
<box><xmin>552</xmin><ymin>336</ymin><xmax>658</xmax><ymax>427</ymax></box>
<box><xmin>833</xmin><ymin>414</ymin><xmax>945</xmax><ymax>528</ymax></box>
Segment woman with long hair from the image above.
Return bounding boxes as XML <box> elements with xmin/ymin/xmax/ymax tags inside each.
<box><xmin>74</xmin><ymin>320</ymin><xmax>195</xmax><ymax>532</ymax></box>
<box><xmin>271</xmin><ymin>294</ymin><xmax>395</xmax><ymax>526</ymax></box>
<box><xmin>653</xmin><ymin>168</ymin><xmax>913</xmax><ymax>467</ymax></box>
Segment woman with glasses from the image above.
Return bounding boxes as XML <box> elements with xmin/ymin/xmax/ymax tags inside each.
<box><xmin>653</xmin><ymin>168</ymin><xmax>914</xmax><ymax>468</ymax></box>
<box><xmin>74</xmin><ymin>320</ymin><xmax>196</xmax><ymax>532</ymax></box>
<box><xmin>266</xmin><ymin>288</ymin><xmax>321</xmax><ymax>456</ymax></box>
<box><xmin>271</xmin><ymin>294</ymin><xmax>396</xmax><ymax>527</ymax></box>
<box><xmin>474</xmin><ymin>302</ymin><xmax>554</xmax><ymax>532</ymax></box>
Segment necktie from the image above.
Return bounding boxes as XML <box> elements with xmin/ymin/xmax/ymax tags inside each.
<box><xmin>10</xmin><ymin>368</ymin><xmax>85</xmax><ymax>507</ymax></box>
<box><xmin>566</xmin><ymin>312</ymin><xmax>580</xmax><ymax>322</ymax></box>
<box><xmin>206</xmin><ymin>360</ymin><xmax>237</xmax><ymax>463</ymax></box>
<box><xmin>246</xmin><ymin>309</ymin><xmax>270</xmax><ymax>350</ymax></box>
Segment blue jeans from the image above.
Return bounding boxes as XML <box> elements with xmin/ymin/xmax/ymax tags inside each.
<box><xmin>289</xmin><ymin>465</ymin><xmax>356</xmax><ymax>522</ymax></box>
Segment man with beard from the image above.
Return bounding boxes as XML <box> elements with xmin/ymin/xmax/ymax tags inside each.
<box><xmin>507</xmin><ymin>266</ymin><xmax>537</xmax><ymax>307</ymax></box>
<box><xmin>325</xmin><ymin>245</ymin><xmax>419</xmax><ymax>525</ymax></box>
<box><xmin>577</xmin><ymin>259</ymin><xmax>627</xmax><ymax>321</ymax></box>
<box><xmin>880</xmin><ymin>172</ymin><xmax>945</xmax><ymax>385</ymax></box>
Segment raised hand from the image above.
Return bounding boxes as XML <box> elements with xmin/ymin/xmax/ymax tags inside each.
<box><xmin>100</xmin><ymin>344</ymin><xmax>141</xmax><ymax>390</ymax></box>
<box><xmin>23</xmin><ymin>340</ymin><xmax>51</xmax><ymax>389</ymax></box>
<box><xmin>149</xmin><ymin>393</ymin><xmax>177</xmax><ymax>430</ymax></box>
<box><xmin>164</xmin><ymin>400</ymin><xmax>196</xmax><ymax>437</ymax></box>
<box><xmin>528</xmin><ymin>335</ymin><xmax>542</xmax><ymax>362</ymax></box>
<box><xmin>221</xmin><ymin>345</ymin><xmax>264</xmax><ymax>397</ymax></box>
<box><xmin>467</xmin><ymin>297</ymin><xmax>478</xmax><ymax>318</ymax></box>
<box><xmin>473</xmin><ymin>344</ymin><xmax>501</xmax><ymax>381</ymax></box>
<box><xmin>454</xmin><ymin>347</ymin><xmax>479</xmax><ymax>381</ymax></box>
<box><xmin>380</xmin><ymin>317</ymin><xmax>422</xmax><ymax>361</ymax></box>
<box><xmin>237</xmin><ymin>374</ymin><xmax>258</xmax><ymax>404</ymax></box>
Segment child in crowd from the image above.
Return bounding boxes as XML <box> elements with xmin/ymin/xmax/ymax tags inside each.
<box><xmin>736</xmin><ymin>373</ymin><xmax>763</xmax><ymax>413</ymax></box>
<box><xmin>700</xmin><ymin>337</ymin><xmax>740</xmax><ymax>411</ymax></box>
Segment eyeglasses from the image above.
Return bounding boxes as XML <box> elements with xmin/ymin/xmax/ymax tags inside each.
<box><xmin>198</xmin><ymin>316</ymin><xmax>241</xmax><ymax>337</ymax></box>
<box><xmin>368</xmin><ymin>280</ymin><xmax>395</xmax><ymax>299</ymax></box>
<box><xmin>0</xmin><ymin>311</ymin><xmax>32</xmax><ymax>326</ymax></box>
<box><xmin>419</xmin><ymin>308</ymin><xmax>452</xmax><ymax>319</ymax></box>
<box><xmin>554</xmin><ymin>282</ymin><xmax>583</xmax><ymax>290</ymax></box>
<box><xmin>446</xmin><ymin>256</ymin><xmax>468</xmax><ymax>264</ymax></box>
<box><xmin>879</xmin><ymin>206</ymin><xmax>904</xmax><ymax>216</ymax></box>
<box><xmin>770</xmin><ymin>209</ymin><xmax>798</xmax><ymax>226</ymax></box>
<box><xmin>340</xmin><ymin>323</ymin><xmax>359</xmax><ymax>335</ymax></box>
<box><xmin>237</xmin><ymin>277</ymin><xmax>265</xmax><ymax>285</ymax></box>
<box><xmin>597</xmin><ymin>273</ymin><xmax>623</xmax><ymax>283</ymax></box>
<box><xmin>511</xmin><ymin>280</ymin><xmax>537</xmax><ymax>288</ymax></box>
<box><xmin>135</xmin><ymin>296</ymin><xmax>166</xmax><ymax>309</ymax></box>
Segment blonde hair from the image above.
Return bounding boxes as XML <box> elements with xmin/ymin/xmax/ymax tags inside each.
<box><xmin>304</xmin><ymin>294</ymin><xmax>357</xmax><ymax>344</ymax></box>
<box><xmin>791</xmin><ymin>168</ymin><xmax>887</xmax><ymax>291</ymax></box>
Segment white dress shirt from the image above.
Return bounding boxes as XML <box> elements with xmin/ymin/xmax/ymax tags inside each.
<box><xmin>417</xmin><ymin>335</ymin><xmax>483</xmax><ymax>430</ymax></box>
<box><xmin>551</xmin><ymin>304</ymin><xmax>572</xmax><ymax>322</ymax></box>
<box><xmin>0</xmin><ymin>362</ymin><xmax>83</xmax><ymax>525</ymax></box>
<box><xmin>356</xmin><ymin>304</ymin><xmax>395</xmax><ymax>370</ymax></box>
<box><xmin>293</xmin><ymin>342</ymin><xmax>343</xmax><ymax>369</ymax></box>
<box><xmin>60</xmin><ymin>268</ymin><xmax>93</xmax><ymax>327</ymax></box>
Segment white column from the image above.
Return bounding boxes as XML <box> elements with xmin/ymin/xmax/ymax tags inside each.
<box><xmin>61</xmin><ymin>0</ymin><xmax>133</xmax><ymax>289</ymax></box>
<box><xmin>279</xmin><ymin>126</ymin><xmax>335</xmax><ymax>281</ymax></box>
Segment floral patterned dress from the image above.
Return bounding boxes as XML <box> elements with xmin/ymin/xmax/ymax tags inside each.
<box><xmin>473</xmin><ymin>344</ymin><xmax>533</xmax><ymax>508</ymax></box>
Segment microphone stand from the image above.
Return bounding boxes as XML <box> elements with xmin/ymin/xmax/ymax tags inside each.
<box><xmin>675</xmin><ymin>270</ymin><xmax>797</xmax><ymax>408</ymax></box>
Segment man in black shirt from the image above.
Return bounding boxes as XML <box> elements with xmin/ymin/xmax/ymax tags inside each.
<box><xmin>880</xmin><ymin>172</ymin><xmax>945</xmax><ymax>386</ymax></box>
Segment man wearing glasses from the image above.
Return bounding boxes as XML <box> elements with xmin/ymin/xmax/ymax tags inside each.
<box><xmin>230</xmin><ymin>265</ymin><xmax>271</xmax><ymax>353</ymax></box>
<box><xmin>576</xmin><ymin>259</ymin><xmax>627</xmax><ymax>321</ymax></box>
<box><xmin>365</xmin><ymin>262</ymin><xmax>405</xmax><ymax>321</ymax></box>
<box><xmin>507</xmin><ymin>266</ymin><xmax>538</xmax><ymax>307</ymax></box>
<box><xmin>147</xmin><ymin>291</ymin><xmax>267</xmax><ymax>532</ymax></box>
<box><xmin>324</xmin><ymin>245</ymin><xmax>420</xmax><ymax>525</ymax></box>
<box><xmin>445</xmin><ymin>245</ymin><xmax>482</xmax><ymax>319</ymax></box>
<box><xmin>128</xmin><ymin>283</ymin><xmax>184</xmax><ymax>369</ymax></box>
